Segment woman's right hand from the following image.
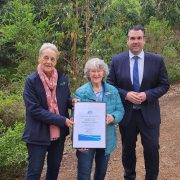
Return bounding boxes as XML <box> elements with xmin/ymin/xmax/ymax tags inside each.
<box><xmin>72</xmin><ymin>98</ymin><xmax>80</xmax><ymax>103</ymax></box>
<box><xmin>65</xmin><ymin>118</ymin><xmax>73</xmax><ymax>128</ymax></box>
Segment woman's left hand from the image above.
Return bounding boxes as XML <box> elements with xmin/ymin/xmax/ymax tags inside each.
<box><xmin>72</xmin><ymin>98</ymin><xmax>80</xmax><ymax>103</ymax></box>
<box><xmin>106</xmin><ymin>114</ymin><xmax>114</xmax><ymax>125</ymax></box>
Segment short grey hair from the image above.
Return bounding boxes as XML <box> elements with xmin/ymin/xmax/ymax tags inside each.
<box><xmin>84</xmin><ymin>58</ymin><xmax>109</xmax><ymax>79</ymax></box>
<box><xmin>39</xmin><ymin>43</ymin><xmax>59</xmax><ymax>58</ymax></box>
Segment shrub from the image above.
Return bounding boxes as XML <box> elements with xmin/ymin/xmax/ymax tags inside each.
<box><xmin>0</xmin><ymin>122</ymin><xmax>27</xmax><ymax>179</ymax></box>
<box><xmin>0</xmin><ymin>94</ymin><xmax>25</xmax><ymax>127</ymax></box>
<box><xmin>0</xmin><ymin>119</ymin><xmax>7</xmax><ymax>137</ymax></box>
<box><xmin>0</xmin><ymin>74</ymin><xmax>9</xmax><ymax>89</ymax></box>
<box><xmin>167</xmin><ymin>63</ymin><xmax>180</xmax><ymax>83</ymax></box>
<box><xmin>145</xmin><ymin>17</ymin><xmax>180</xmax><ymax>82</ymax></box>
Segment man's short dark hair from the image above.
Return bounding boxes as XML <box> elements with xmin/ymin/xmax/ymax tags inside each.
<box><xmin>128</xmin><ymin>25</ymin><xmax>145</xmax><ymax>35</ymax></box>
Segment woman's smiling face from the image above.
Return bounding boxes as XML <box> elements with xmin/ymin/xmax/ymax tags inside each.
<box><xmin>89</xmin><ymin>68</ymin><xmax>104</xmax><ymax>86</ymax></box>
<box><xmin>38</xmin><ymin>48</ymin><xmax>57</xmax><ymax>77</ymax></box>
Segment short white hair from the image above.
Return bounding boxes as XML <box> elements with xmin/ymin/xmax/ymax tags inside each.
<box><xmin>39</xmin><ymin>43</ymin><xmax>59</xmax><ymax>58</ymax></box>
<box><xmin>84</xmin><ymin>58</ymin><xmax>109</xmax><ymax>79</ymax></box>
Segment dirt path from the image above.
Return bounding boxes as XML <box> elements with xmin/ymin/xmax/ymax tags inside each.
<box><xmin>42</xmin><ymin>83</ymin><xmax>180</xmax><ymax>180</ymax></box>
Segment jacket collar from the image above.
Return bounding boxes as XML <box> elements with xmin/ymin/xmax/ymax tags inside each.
<box><xmin>85</xmin><ymin>81</ymin><xmax>112</xmax><ymax>101</ymax></box>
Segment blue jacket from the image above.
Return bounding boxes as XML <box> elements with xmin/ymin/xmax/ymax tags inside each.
<box><xmin>75</xmin><ymin>81</ymin><xmax>124</xmax><ymax>155</ymax></box>
<box><xmin>22</xmin><ymin>71</ymin><xmax>72</xmax><ymax>145</ymax></box>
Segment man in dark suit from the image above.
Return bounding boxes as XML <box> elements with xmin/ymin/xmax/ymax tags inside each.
<box><xmin>107</xmin><ymin>25</ymin><xmax>169</xmax><ymax>180</ymax></box>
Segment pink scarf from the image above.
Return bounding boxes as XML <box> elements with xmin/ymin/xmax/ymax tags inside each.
<box><xmin>37</xmin><ymin>64</ymin><xmax>60</xmax><ymax>140</ymax></box>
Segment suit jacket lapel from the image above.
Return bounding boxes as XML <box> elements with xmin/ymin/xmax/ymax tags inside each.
<box><xmin>140</xmin><ymin>52</ymin><xmax>149</xmax><ymax>90</ymax></box>
<box><xmin>124</xmin><ymin>52</ymin><xmax>133</xmax><ymax>88</ymax></box>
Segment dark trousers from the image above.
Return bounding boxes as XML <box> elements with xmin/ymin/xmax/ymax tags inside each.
<box><xmin>26</xmin><ymin>137</ymin><xmax>65</xmax><ymax>180</ymax></box>
<box><xmin>119</xmin><ymin>110</ymin><xmax>160</xmax><ymax>180</ymax></box>
<box><xmin>76</xmin><ymin>148</ymin><xmax>110</xmax><ymax>180</ymax></box>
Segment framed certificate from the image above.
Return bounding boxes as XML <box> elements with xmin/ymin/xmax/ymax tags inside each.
<box><xmin>73</xmin><ymin>102</ymin><xmax>106</xmax><ymax>148</ymax></box>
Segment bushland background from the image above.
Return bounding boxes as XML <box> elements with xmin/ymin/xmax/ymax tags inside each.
<box><xmin>0</xmin><ymin>0</ymin><xmax>179</xmax><ymax>179</ymax></box>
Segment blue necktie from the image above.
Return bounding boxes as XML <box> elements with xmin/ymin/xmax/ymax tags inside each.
<box><xmin>133</xmin><ymin>56</ymin><xmax>140</xmax><ymax>92</ymax></box>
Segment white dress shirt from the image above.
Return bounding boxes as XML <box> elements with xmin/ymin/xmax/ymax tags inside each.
<box><xmin>129</xmin><ymin>50</ymin><xmax>144</xmax><ymax>86</ymax></box>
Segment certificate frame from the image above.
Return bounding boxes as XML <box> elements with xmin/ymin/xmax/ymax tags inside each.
<box><xmin>73</xmin><ymin>102</ymin><xmax>106</xmax><ymax>148</ymax></box>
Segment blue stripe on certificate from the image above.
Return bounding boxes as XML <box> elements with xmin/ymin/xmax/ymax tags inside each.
<box><xmin>78</xmin><ymin>134</ymin><xmax>101</xmax><ymax>141</ymax></box>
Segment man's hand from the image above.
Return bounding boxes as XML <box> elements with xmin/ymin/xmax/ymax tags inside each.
<box><xmin>138</xmin><ymin>92</ymin><xmax>146</xmax><ymax>103</ymax></box>
<box><xmin>126</xmin><ymin>91</ymin><xmax>142</xmax><ymax>104</ymax></box>
<box><xmin>126</xmin><ymin>91</ymin><xmax>146</xmax><ymax>104</ymax></box>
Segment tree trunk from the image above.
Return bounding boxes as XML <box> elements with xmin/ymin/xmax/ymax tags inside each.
<box><xmin>85</xmin><ymin>0</ymin><xmax>90</xmax><ymax>62</ymax></box>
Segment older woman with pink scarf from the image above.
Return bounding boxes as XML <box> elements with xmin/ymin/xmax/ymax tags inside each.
<box><xmin>23</xmin><ymin>43</ymin><xmax>74</xmax><ymax>180</ymax></box>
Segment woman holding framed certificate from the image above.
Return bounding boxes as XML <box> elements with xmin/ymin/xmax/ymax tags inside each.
<box><xmin>22</xmin><ymin>43</ymin><xmax>74</xmax><ymax>180</ymax></box>
<box><xmin>74</xmin><ymin>58</ymin><xmax>124</xmax><ymax>180</ymax></box>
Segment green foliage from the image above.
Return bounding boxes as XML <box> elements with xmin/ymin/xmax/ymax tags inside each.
<box><xmin>0</xmin><ymin>94</ymin><xmax>25</xmax><ymax>127</ymax></box>
<box><xmin>0</xmin><ymin>122</ymin><xmax>27</xmax><ymax>179</ymax></box>
<box><xmin>140</xmin><ymin>0</ymin><xmax>156</xmax><ymax>25</ymax></box>
<box><xmin>145</xmin><ymin>17</ymin><xmax>176</xmax><ymax>53</ymax></box>
<box><xmin>0</xmin><ymin>0</ymin><xmax>53</xmax><ymax>75</ymax></box>
<box><xmin>16</xmin><ymin>60</ymin><xmax>36</xmax><ymax>80</ymax></box>
<box><xmin>90</xmin><ymin>0</ymin><xmax>142</xmax><ymax>63</ymax></box>
<box><xmin>0</xmin><ymin>1</ymin><xmax>179</xmax><ymax>178</ymax></box>
<box><xmin>91</xmin><ymin>0</ymin><xmax>141</xmax><ymax>37</ymax></box>
<box><xmin>0</xmin><ymin>67</ymin><xmax>26</xmax><ymax>97</ymax></box>
<box><xmin>155</xmin><ymin>0</ymin><xmax>180</xmax><ymax>28</ymax></box>
<box><xmin>0</xmin><ymin>68</ymin><xmax>11</xmax><ymax>89</ymax></box>
<box><xmin>0</xmin><ymin>119</ymin><xmax>7</xmax><ymax>137</ymax></box>
<box><xmin>145</xmin><ymin>17</ymin><xmax>180</xmax><ymax>82</ymax></box>
<box><xmin>90</xmin><ymin>26</ymin><xmax>127</xmax><ymax>63</ymax></box>
<box><xmin>110</xmin><ymin>0</ymin><xmax>141</xmax><ymax>29</ymax></box>
<box><xmin>0</xmin><ymin>0</ymin><xmax>179</xmax><ymax>87</ymax></box>
<box><xmin>167</xmin><ymin>63</ymin><xmax>180</xmax><ymax>83</ymax></box>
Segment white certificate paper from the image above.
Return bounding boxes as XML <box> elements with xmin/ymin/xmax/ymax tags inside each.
<box><xmin>73</xmin><ymin>102</ymin><xmax>106</xmax><ymax>148</ymax></box>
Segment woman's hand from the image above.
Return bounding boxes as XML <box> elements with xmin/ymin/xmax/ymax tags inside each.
<box><xmin>72</xmin><ymin>98</ymin><xmax>80</xmax><ymax>103</ymax></box>
<box><xmin>106</xmin><ymin>114</ymin><xmax>114</xmax><ymax>125</ymax></box>
<box><xmin>65</xmin><ymin>118</ymin><xmax>73</xmax><ymax>128</ymax></box>
<box><xmin>72</xmin><ymin>98</ymin><xmax>80</xmax><ymax>109</ymax></box>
